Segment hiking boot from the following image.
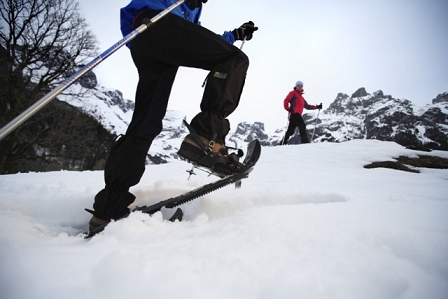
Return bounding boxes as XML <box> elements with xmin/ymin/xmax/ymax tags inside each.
<box><xmin>177</xmin><ymin>134</ymin><xmax>243</xmax><ymax>176</ymax></box>
<box><xmin>89</xmin><ymin>216</ymin><xmax>110</xmax><ymax>232</ymax></box>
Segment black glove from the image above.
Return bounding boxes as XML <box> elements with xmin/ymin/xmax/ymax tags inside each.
<box><xmin>232</xmin><ymin>21</ymin><xmax>258</xmax><ymax>41</ymax></box>
<box><xmin>288</xmin><ymin>107</ymin><xmax>293</xmax><ymax>113</ymax></box>
<box><xmin>316</xmin><ymin>103</ymin><xmax>323</xmax><ymax>110</ymax></box>
<box><xmin>185</xmin><ymin>0</ymin><xmax>207</xmax><ymax>9</ymax></box>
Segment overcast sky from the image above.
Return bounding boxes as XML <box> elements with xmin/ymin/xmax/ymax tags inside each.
<box><xmin>79</xmin><ymin>0</ymin><xmax>448</xmax><ymax>131</ymax></box>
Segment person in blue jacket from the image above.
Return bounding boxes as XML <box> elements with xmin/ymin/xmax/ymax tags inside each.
<box><xmin>87</xmin><ymin>0</ymin><xmax>258</xmax><ymax>231</ymax></box>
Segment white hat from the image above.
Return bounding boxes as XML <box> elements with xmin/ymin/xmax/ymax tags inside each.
<box><xmin>295</xmin><ymin>80</ymin><xmax>304</xmax><ymax>86</ymax></box>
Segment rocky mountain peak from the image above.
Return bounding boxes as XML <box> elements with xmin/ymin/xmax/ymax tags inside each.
<box><xmin>432</xmin><ymin>92</ymin><xmax>448</xmax><ymax>104</ymax></box>
<box><xmin>77</xmin><ymin>70</ymin><xmax>98</xmax><ymax>89</ymax></box>
<box><xmin>351</xmin><ymin>87</ymin><xmax>369</xmax><ymax>98</ymax></box>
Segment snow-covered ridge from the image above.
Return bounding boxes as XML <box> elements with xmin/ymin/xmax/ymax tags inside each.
<box><xmin>61</xmin><ymin>78</ymin><xmax>448</xmax><ymax>165</ymax></box>
<box><xmin>58</xmin><ymin>84</ymin><xmax>134</xmax><ymax>135</ymax></box>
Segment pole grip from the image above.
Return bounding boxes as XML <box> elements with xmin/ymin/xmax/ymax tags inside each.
<box><xmin>311</xmin><ymin>108</ymin><xmax>321</xmax><ymax>143</ymax></box>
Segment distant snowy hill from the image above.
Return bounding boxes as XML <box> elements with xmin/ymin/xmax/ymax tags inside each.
<box><xmin>310</xmin><ymin>88</ymin><xmax>448</xmax><ymax>149</ymax></box>
<box><xmin>58</xmin><ymin>83</ymin><xmax>135</xmax><ymax>136</ymax></box>
<box><xmin>58</xmin><ymin>80</ymin><xmax>448</xmax><ymax>166</ymax></box>
<box><xmin>3</xmin><ymin>66</ymin><xmax>445</xmax><ymax>174</ymax></box>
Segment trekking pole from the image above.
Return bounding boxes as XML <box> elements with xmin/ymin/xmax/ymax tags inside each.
<box><xmin>240</xmin><ymin>38</ymin><xmax>246</xmax><ymax>50</ymax></box>
<box><xmin>0</xmin><ymin>0</ymin><xmax>185</xmax><ymax>141</ymax></box>
<box><xmin>311</xmin><ymin>104</ymin><xmax>322</xmax><ymax>143</ymax></box>
<box><xmin>280</xmin><ymin>115</ymin><xmax>290</xmax><ymax>145</ymax></box>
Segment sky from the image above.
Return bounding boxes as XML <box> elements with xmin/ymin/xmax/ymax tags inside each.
<box><xmin>78</xmin><ymin>0</ymin><xmax>448</xmax><ymax>131</ymax></box>
<box><xmin>1</xmin><ymin>140</ymin><xmax>448</xmax><ymax>298</ymax></box>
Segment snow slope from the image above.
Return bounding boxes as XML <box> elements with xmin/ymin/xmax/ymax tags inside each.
<box><xmin>0</xmin><ymin>140</ymin><xmax>447</xmax><ymax>299</ymax></box>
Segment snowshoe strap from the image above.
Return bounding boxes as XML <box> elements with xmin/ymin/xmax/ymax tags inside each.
<box><xmin>183</xmin><ymin>119</ymin><xmax>215</xmax><ymax>154</ymax></box>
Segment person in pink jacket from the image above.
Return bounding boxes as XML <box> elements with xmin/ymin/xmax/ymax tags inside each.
<box><xmin>281</xmin><ymin>81</ymin><xmax>322</xmax><ymax>145</ymax></box>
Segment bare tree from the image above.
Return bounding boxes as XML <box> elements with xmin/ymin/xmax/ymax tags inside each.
<box><xmin>0</xmin><ymin>0</ymin><xmax>98</xmax><ymax>101</ymax></box>
<box><xmin>0</xmin><ymin>0</ymin><xmax>110</xmax><ymax>174</ymax></box>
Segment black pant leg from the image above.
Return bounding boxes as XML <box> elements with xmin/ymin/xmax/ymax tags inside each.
<box><xmin>132</xmin><ymin>12</ymin><xmax>249</xmax><ymax>143</ymax></box>
<box><xmin>125</xmin><ymin>63</ymin><xmax>178</xmax><ymax>140</ymax></box>
<box><xmin>191</xmin><ymin>50</ymin><xmax>249</xmax><ymax>143</ymax></box>
<box><xmin>296</xmin><ymin>114</ymin><xmax>310</xmax><ymax>143</ymax></box>
<box><xmin>93</xmin><ymin>135</ymin><xmax>151</xmax><ymax>220</ymax></box>
<box><xmin>283</xmin><ymin>114</ymin><xmax>309</xmax><ymax>144</ymax></box>
<box><xmin>283</xmin><ymin>117</ymin><xmax>297</xmax><ymax>144</ymax></box>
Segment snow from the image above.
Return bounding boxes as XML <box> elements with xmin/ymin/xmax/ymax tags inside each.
<box><xmin>58</xmin><ymin>84</ymin><xmax>133</xmax><ymax>135</ymax></box>
<box><xmin>1</xmin><ymin>140</ymin><xmax>448</xmax><ymax>299</ymax></box>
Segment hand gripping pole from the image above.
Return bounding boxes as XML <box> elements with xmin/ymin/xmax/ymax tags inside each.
<box><xmin>311</xmin><ymin>104</ymin><xmax>322</xmax><ymax>143</ymax></box>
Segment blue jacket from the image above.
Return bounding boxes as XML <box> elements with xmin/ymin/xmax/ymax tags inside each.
<box><xmin>120</xmin><ymin>0</ymin><xmax>235</xmax><ymax>47</ymax></box>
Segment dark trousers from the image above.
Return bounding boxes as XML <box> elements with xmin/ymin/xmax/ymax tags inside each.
<box><xmin>92</xmin><ymin>12</ymin><xmax>249</xmax><ymax>220</ymax></box>
<box><xmin>282</xmin><ymin>113</ymin><xmax>309</xmax><ymax>145</ymax></box>
<box><xmin>128</xmin><ymin>11</ymin><xmax>248</xmax><ymax>142</ymax></box>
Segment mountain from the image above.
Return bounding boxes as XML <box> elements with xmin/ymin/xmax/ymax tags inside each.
<box><xmin>1</xmin><ymin>69</ymin><xmax>447</xmax><ymax>173</ymax></box>
<box><xmin>64</xmin><ymin>83</ymin><xmax>448</xmax><ymax>162</ymax></box>
<box><xmin>308</xmin><ymin>88</ymin><xmax>448</xmax><ymax>150</ymax></box>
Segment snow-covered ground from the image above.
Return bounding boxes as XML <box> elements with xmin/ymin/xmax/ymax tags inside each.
<box><xmin>1</xmin><ymin>140</ymin><xmax>447</xmax><ymax>299</ymax></box>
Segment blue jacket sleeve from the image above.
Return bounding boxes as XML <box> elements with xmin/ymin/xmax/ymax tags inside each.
<box><xmin>221</xmin><ymin>31</ymin><xmax>236</xmax><ymax>44</ymax></box>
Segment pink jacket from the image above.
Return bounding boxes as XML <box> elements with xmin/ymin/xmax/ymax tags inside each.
<box><xmin>284</xmin><ymin>89</ymin><xmax>317</xmax><ymax>115</ymax></box>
